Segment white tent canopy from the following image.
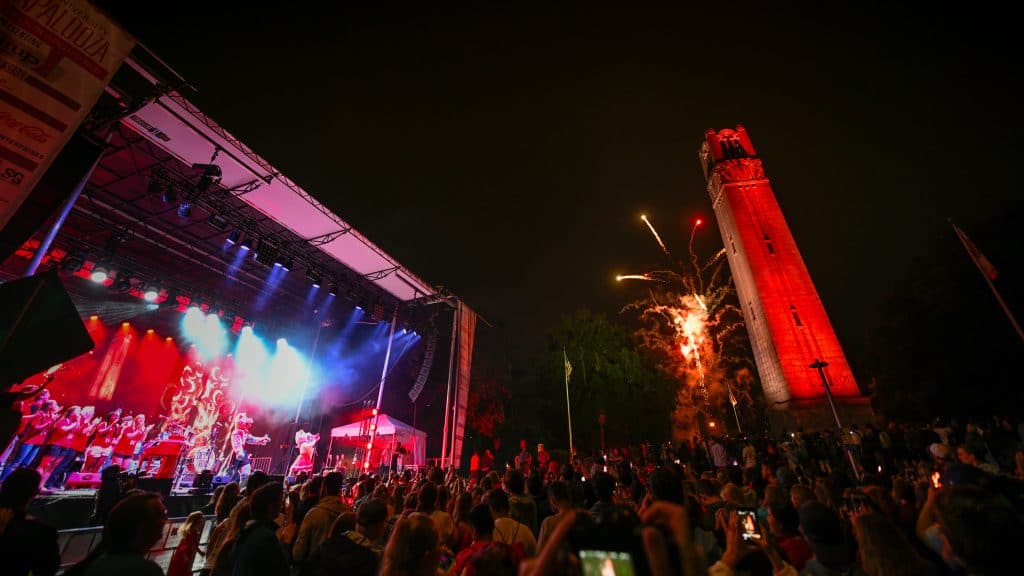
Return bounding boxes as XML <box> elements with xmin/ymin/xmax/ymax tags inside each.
<box><xmin>331</xmin><ymin>414</ymin><xmax>426</xmax><ymax>467</ymax></box>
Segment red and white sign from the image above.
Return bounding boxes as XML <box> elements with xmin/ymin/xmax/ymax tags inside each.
<box><xmin>0</xmin><ymin>0</ymin><xmax>134</xmax><ymax>231</ymax></box>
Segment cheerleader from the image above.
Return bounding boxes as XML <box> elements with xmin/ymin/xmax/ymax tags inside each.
<box><xmin>1</xmin><ymin>399</ymin><xmax>57</xmax><ymax>480</ymax></box>
<box><xmin>83</xmin><ymin>410</ymin><xmax>122</xmax><ymax>473</ymax></box>
<box><xmin>39</xmin><ymin>405</ymin><xmax>82</xmax><ymax>489</ymax></box>
<box><xmin>46</xmin><ymin>406</ymin><xmax>100</xmax><ymax>488</ymax></box>
<box><xmin>288</xmin><ymin>430</ymin><xmax>319</xmax><ymax>476</ymax></box>
<box><xmin>111</xmin><ymin>415</ymin><xmax>139</xmax><ymax>470</ymax></box>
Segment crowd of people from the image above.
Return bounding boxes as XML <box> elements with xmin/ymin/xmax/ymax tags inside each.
<box><xmin>0</xmin><ymin>415</ymin><xmax>1022</xmax><ymax>575</ymax></box>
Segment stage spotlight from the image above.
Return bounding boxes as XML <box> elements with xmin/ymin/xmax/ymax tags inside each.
<box><xmin>306</xmin><ymin>268</ymin><xmax>322</xmax><ymax>288</ymax></box>
<box><xmin>162</xmin><ymin>185</ymin><xmax>178</xmax><ymax>205</ymax></box>
<box><xmin>60</xmin><ymin>250</ymin><xmax>85</xmax><ymax>273</ymax></box>
<box><xmin>227</xmin><ymin>229</ymin><xmax>242</xmax><ymax>245</ymax></box>
<box><xmin>90</xmin><ymin>264</ymin><xmax>109</xmax><ymax>283</ymax></box>
<box><xmin>254</xmin><ymin>246</ymin><xmax>277</xmax><ymax>267</ymax></box>
<box><xmin>327</xmin><ymin>282</ymin><xmax>338</xmax><ymax>296</ymax></box>
<box><xmin>177</xmin><ymin>201</ymin><xmax>192</xmax><ymax>218</ymax></box>
<box><xmin>112</xmin><ymin>271</ymin><xmax>132</xmax><ymax>292</ymax></box>
<box><xmin>239</xmin><ymin>237</ymin><xmax>253</xmax><ymax>251</ymax></box>
<box><xmin>192</xmin><ymin>163</ymin><xmax>222</xmax><ymax>194</ymax></box>
<box><xmin>280</xmin><ymin>256</ymin><xmax>294</xmax><ymax>272</ymax></box>
<box><xmin>161</xmin><ymin>287</ymin><xmax>180</xmax><ymax>309</ymax></box>
<box><xmin>147</xmin><ymin>329</ymin><xmax>154</xmax><ymax>334</ymax></box>
<box><xmin>143</xmin><ymin>282</ymin><xmax>161</xmax><ymax>302</ymax></box>
<box><xmin>207</xmin><ymin>213</ymin><xmax>229</xmax><ymax>231</ymax></box>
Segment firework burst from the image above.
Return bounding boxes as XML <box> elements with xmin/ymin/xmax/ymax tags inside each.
<box><xmin>620</xmin><ymin>214</ymin><xmax>752</xmax><ymax>436</ymax></box>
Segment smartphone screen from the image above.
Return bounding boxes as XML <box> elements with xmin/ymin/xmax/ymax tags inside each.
<box><xmin>738</xmin><ymin>509</ymin><xmax>762</xmax><ymax>541</ymax></box>
<box><xmin>580</xmin><ymin>550</ymin><xmax>635</xmax><ymax>576</ymax></box>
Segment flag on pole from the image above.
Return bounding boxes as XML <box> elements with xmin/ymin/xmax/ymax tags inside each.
<box><xmin>728</xmin><ymin>385</ymin><xmax>738</xmax><ymax>406</ymax></box>
<box><xmin>951</xmin><ymin>221</ymin><xmax>998</xmax><ymax>280</ymax></box>
<box><xmin>564</xmin><ymin>348</ymin><xmax>573</xmax><ymax>382</ymax></box>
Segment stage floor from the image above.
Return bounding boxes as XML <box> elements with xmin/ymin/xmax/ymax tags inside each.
<box><xmin>30</xmin><ymin>490</ymin><xmax>210</xmax><ymax>530</ymax></box>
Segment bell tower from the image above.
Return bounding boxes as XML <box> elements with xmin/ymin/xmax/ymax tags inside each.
<box><xmin>699</xmin><ymin>126</ymin><xmax>868</xmax><ymax>430</ymax></box>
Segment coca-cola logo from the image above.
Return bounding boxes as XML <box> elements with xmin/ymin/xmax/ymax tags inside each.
<box><xmin>0</xmin><ymin>111</ymin><xmax>52</xmax><ymax>143</ymax></box>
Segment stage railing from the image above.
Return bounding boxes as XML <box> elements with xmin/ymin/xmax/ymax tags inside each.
<box><xmin>57</xmin><ymin>513</ymin><xmax>216</xmax><ymax>574</ymax></box>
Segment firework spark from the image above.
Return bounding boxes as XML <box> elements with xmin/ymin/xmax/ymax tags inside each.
<box><xmin>640</xmin><ymin>214</ymin><xmax>672</xmax><ymax>259</ymax></box>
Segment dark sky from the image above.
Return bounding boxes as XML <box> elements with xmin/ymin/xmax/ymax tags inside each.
<box><xmin>93</xmin><ymin>3</ymin><xmax>1022</xmax><ymax>371</ymax></box>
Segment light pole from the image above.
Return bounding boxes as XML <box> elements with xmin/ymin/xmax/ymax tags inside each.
<box><xmin>810</xmin><ymin>358</ymin><xmax>860</xmax><ymax>480</ymax></box>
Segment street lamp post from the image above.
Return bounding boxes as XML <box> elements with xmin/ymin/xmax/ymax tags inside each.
<box><xmin>810</xmin><ymin>358</ymin><xmax>861</xmax><ymax>480</ymax></box>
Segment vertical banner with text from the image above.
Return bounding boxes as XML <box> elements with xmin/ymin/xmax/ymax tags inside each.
<box><xmin>450</xmin><ymin>302</ymin><xmax>476</xmax><ymax>469</ymax></box>
<box><xmin>0</xmin><ymin>0</ymin><xmax>134</xmax><ymax>231</ymax></box>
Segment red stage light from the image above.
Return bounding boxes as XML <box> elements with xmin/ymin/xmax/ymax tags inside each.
<box><xmin>90</xmin><ymin>315</ymin><xmax>98</xmax><ymax>321</ymax></box>
<box><xmin>122</xmin><ymin>322</ymin><xmax>129</xmax><ymax>328</ymax></box>
<box><xmin>366</xmin><ymin>442</ymin><xmax>373</xmax><ymax>450</ymax></box>
<box><xmin>363</xmin><ymin>461</ymin><xmax>370</xmax><ymax>469</ymax></box>
<box><xmin>166</xmin><ymin>337</ymin><xmax>173</xmax><ymax>342</ymax></box>
<box><xmin>696</xmin><ymin>218</ymin><xmax>703</xmax><ymax>226</ymax></box>
<box><xmin>708</xmin><ymin>421</ymin><xmax>716</xmax><ymax>428</ymax></box>
<box><xmin>371</xmin><ymin>408</ymin><xmax>378</xmax><ymax>416</ymax></box>
<box><xmin>369</xmin><ymin>424</ymin><xmax>376</xmax><ymax>431</ymax></box>
<box><xmin>147</xmin><ymin>329</ymin><xmax>154</xmax><ymax>334</ymax></box>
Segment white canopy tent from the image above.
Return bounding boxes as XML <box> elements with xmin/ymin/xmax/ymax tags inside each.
<box><xmin>330</xmin><ymin>414</ymin><xmax>426</xmax><ymax>467</ymax></box>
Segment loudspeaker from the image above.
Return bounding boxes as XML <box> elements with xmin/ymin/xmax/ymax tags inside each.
<box><xmin>64</xmin><ymin>472</ymin><xmax>102</xmax><ymax>490</ymax></box>
<box><xmin>0</xmin><ymin>270</ymin><xmax>94</xmax><ymax>385</ymax></box>
<box><xmin>135</xmin><ymin>477</ymin><xmax>173</xmax><ymax>497</ymax></box>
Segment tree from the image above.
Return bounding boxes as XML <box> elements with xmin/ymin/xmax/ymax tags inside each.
<box><xmin>505</xmin><ymin>310</ymin><xmax>676</xmax><ymax>454</ymax></box>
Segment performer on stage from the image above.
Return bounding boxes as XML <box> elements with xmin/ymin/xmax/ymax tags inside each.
<box><xmin>47</xmin><ymin>406</ymin><xmax>98</xmax><ymax>488</ymax></box>
<box><xmin>83</xmin><ymin>409</ymin><xmax>121</xmax><ymax>473</ymax></box>
<box><xmin>38</xmin><ymin>405</ymin><xmax>82</xmax><ymax>489</ymax></box>
<box><xmin>0</xmin><ymin>389</ymin><xmax>50</xmax><ymax>469</ymax></box>
<box><xmin>227</xmin><ymin>413</ymin><xmax>269</xmax><ymax>483</ymax></box>
<box><xmin>1</xmin><ymin>399</ymin><xmax>57</xmax><ymax>481</ymax></box>
<box><xmin>288</xmin><ymin>430</ymin><xmax>319</xmax><ymax>476</ymax></box>
<box><xmin>111</xmin><ymin>415</ymin><xmax>142</xmax><ymax>470</ymax></box>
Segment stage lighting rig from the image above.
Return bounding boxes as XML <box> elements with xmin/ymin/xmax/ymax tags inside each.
<box><xmin>327</xmin><ymin>281</ymin><xmax>338</xmax><ymax>296</ymax></box>
<box><xmin>207</xmin><ymin>213</ymin><xmax>229</xmax><ymax>231</ymax></box>
<box><xmin>90</xmin><ymin>264</ymin><xmax>109</xmax><ymax>283</ymax></box>
<box><xmin>177</xmin><ymin>201</ymin><xmax>192</xmax><ymax>218</ymax></box>
<box><xmin>161</xmin><ymin>287</ymin><xmax>180</xmax><ymax>309</ymax></box>
<box><xmin>306</xmin><ymin>268</ymin><xmax>323</xmax><ymax>288</ymax></box>
<box><xmin>227</xmin><ymin>229</ymin><xmax>242</xmax><ymax>244</ymax></box>
<box><xmin>112</xmin><ymin>271</ymin><xmax>133</xmax><ymax>293</ymax></box>
<box><xmin>60</xmin><ymin>249</ymin><xmax>86</xmax><ymax>272</ymax></box>
<box><xmin>143</xmin><ymin>281</ymin><xmax>161</xmax><ymax>302</ymax></box>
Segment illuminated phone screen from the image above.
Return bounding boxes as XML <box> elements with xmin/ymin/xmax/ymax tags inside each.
<box><xmin>580</xmin><ymin>550</ymin><xmax>635</xmax><ymax>576</ymax></box>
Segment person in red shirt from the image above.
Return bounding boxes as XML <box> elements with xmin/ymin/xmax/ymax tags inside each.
<box><xmin>1</xmin><ymin>400</ymin><xmax>58</xmax><ymax>481</ymax></box>
<box><xmin>45</xmin><ymin>406</ymin><xmax>99</xmax><ymax>488</ymax></box>
<box><xmin>111</xmin><ymin>415</ymin><xmax>139</xmax><ymax>470</ymax></box>
<box><xmin>83</xmin><ymin>410</ymin><xmax>122</xmax><ymax>473</ymax></box>
<box><xmin>38</xmin><ymin>405</ymin><xmax>82</xmax><ymax>489</ymax></box>
<box><xmin>768</xmin><ymin>504</ymin><xmax>813</xmax><ymax>570</ymax></box>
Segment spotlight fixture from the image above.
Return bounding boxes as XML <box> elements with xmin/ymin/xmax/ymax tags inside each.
<box><xmin>161</xmin><ymin>185</ymin><xmax>178</xmax><ymax>205</ymax></box>
<box><xmin>207</xmin><ymin>213</ymin><xmax>229</xmax><ymax>231</ymax></box>
<box><xmin>177</xmin><ymin>201</ymin><xmax>192</xmax><ymax>218</ymax></box>
<box><xmin>227</xmin><ymin>229</ymin><xmax>242</xmax><ymax>245</ymax></box>
<box><xmin>112</xmin><ymin>271</ymin><xmax>133</xmax><ymax>292</ymax></box>
<box><xmin>60</xmin><ymin>250</ymin><xmax>85</xmax><ymax>273</ymax></box>
<box><xmin>239</xmin><ymin>237</ymin><xmax>253</xmax><ymax>251</ymax></box>
<box><xmin>306</xmin><ymin>268</ymin><xmax>322</xmax><ymax>288</ymax></box>
<box><xmin>254</xmin><ymin>244</ymin><xmax>278</xmax><ymax>267</ymax></box>
<box><xmin>191</xmin><ymin>163</ymin><xmax>223</xmax><ymax>194</ymax></box>
<box><xmin>327</xmin><ymin>282</ymin><xmax>338</xmax><ymax>296</ymax></box>
<box><xmin>161</xmin><ymin>287</ymin><xmax>180</xmax><ymax>309</ymax></box>
<box><xmin>90</xmin><ymin>264</ymin><xmax>110</xmax><ymax>283</ymax></box>
<box><xmin>280</xmin><ymin>256</ymin><xmax>294</xmax><ymax>272</ymax></box>
<box><xmin>143</xmin><ymin>281</ymin><xmax>161</xmax><ymax>302</ymax></box>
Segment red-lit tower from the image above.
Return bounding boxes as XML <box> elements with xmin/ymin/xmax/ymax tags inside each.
<box><xmin>699</xmin><ymin>126</ymin><xmax>868</xmax><ymax>429</ymax></box>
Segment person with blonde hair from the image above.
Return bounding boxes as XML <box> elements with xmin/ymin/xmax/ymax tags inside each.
<box><xmin>210</xmin><ymin>501</ymin><xmax>251</xmax><ymax>576</ymax></box>
<box><xmin>854</xmin><ymin>512</ymin><xmax>935</xmax><ymax>576</ymax></box>
<box><xmin>167</xmin><ymin>511</ymin><xmax>205</xmax><ymax>576</ymax></box>
<box><xmin>380</xmin><ymin>513</ymin><xmax>441</xmax><ymax>576</ymax></box>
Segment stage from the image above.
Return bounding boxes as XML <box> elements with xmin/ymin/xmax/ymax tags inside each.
<box><xmin>29</xmin><ymin>490</ymin><xmax>209</xmax><ymax>530</ymax></box>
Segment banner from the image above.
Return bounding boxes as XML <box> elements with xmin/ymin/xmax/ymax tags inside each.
<box><xmin>450</xmin><ymin>302</ymin><xmax>476</xmax><ymax>469</ymax></box>
<box><xmin>0</xmin><ymin>0</ymin><xmax>135</xmax><ymax>231</ymax></box>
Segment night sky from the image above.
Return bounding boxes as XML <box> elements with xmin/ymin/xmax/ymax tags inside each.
<box><xmin>93</xmin><ymin>3</ymin><xmax>1022</xmax><ymax>395</ymax></box>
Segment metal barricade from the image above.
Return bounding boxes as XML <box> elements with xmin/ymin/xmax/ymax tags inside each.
<box><xmin>57</xmin><ymin>514</ymin><xmax>217</xmax><ymax>575</ymax></box>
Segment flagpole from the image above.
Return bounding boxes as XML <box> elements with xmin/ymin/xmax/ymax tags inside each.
<box><xmin>563</xmin><ymin>348</ymin><xmax>574</xmax><ymax>458</ymax></box>
<box><xmin>951</xmin><ymin>221</ymin><xmax>1024</xmax><ymax>345</ymax></box>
